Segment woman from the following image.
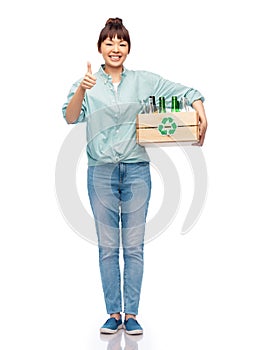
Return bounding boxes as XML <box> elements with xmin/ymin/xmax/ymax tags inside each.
<box><xmin>62</xmin><ymin>17</ymin><xmax>207</xmax><ymax>335</ymax></box>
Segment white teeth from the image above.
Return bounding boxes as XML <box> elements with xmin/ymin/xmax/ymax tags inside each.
<box><xmin>110</xmin><ymin>56</ymin><xmax>121</xmax><ymax>61</ymax></box>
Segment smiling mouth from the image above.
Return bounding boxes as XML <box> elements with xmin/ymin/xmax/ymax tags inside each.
<box><xmin>109</xmin><ymin>55</ymin><xmax>122</xmax><ymax>61</ymax></box>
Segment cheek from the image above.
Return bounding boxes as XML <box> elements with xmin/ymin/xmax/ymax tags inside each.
<box><xmin>122</xmin><ymin>49</ymin><xmax>129</xmax><ymax>56</ymax></box>
<box><xmin>101</xmin><ymin>49</ymin><xmax>109</xmax><ymax>57</ymax></box>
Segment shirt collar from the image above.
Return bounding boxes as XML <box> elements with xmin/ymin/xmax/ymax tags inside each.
<box><xmin>98</xmin><ymin>64</ymin><xmax>128</xmax><ymax>80</ymax></box>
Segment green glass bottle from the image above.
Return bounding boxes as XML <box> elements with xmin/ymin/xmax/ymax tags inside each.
<box><xmin>159</xmin><ymin>96</ymin><xmax>166</xmax><ymax>113</ymax></box>
<box><xmin>171</xmin><ymin>96</ymin><xmax>180</xmax><ymax>112</ymax></box>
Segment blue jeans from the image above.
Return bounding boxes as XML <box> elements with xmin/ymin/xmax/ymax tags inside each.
<box><xmin>88</xmin><ymin>162</ymin><xmax>151</xmax><ymax>315</ymax></box>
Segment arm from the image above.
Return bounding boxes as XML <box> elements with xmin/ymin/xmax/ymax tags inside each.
<box><xmin>65</xmin><ymin>62</ymin><xmax>96</xmax><ymax>124</ymax></box>
<box><xmin>192</xmin><ymin>99</ymin><xmax>207</xmax><ymax>146</ymax></box>
<box><xmin>65</xmin><ymin>85</ymin><xmax>86</xmax><ymax>124</ymax></box>
<box><xmin>145</xmin><ymin>72</ymin><xmax>207</xmax><ymax>144</ymax></box>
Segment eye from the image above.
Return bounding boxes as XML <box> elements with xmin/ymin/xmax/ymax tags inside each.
<box><xmin>120</xmin><ymin>43</ymin><xmax>127</xmax><ymax>47</ymax></box>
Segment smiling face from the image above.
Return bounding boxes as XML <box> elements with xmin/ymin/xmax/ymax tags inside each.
<box><xmin>99</xmin><ymin>35</ymin><xmax>129</xmax><ymax>71</ymax></box>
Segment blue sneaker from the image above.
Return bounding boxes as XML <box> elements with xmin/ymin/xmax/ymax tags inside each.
<box><xmin>100</xmin><ymin>317</ymin><xmax>123</xmax><ymax>334</ymax></box>
<box><xmin>124</xmin><ymin>318</ymin><xmax>143</xmax><ymax>335</ymax></box>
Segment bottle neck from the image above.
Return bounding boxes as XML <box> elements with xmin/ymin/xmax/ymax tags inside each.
<box><xmin>159</xmin><ymin>97</ymin><xmax>166</xmax><ymax>113</ymax></box>
<box><xmin>171</xmin><ymin>97</ymin><xmax>180</xmax><ymax>112</ymax></box>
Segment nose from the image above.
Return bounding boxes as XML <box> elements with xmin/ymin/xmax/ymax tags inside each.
<box><xmin>113</xmin><ymin>44</ymin><xmax>119</xmax><ymax>52</ymax></box>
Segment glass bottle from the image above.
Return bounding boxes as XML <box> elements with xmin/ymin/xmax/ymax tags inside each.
<box><xmin>171</xmin><ymin>96</ymin><xmax>180</xmax><ymax>112</ymax></box>
<box><xmin>149</xmin><ymin>96</ymin><xmax>158</xmax><ymax>113</ymax></box>
<box><xmin>159</xmin><ymin>96</ymin><xmax>166</xmax><ymax>113</ymax></box>
<box><xmin>148</xmin><ymin>96</ymin><xmax>155</xmax><ymax>113</ymax></box>
<box><xmin>180</xmin><ymin>96</ymin><xmax>189</xmax><ymax>112</ymax></box>
<box><xmin>140</xmin><ymin>100</ymin><xmax>147</xmax><ymax>114</ymax></box>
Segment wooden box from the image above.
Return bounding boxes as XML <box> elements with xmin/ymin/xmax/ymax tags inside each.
<box><xmin>136</xmin><ymin>111</ymin><xmax>199</xmax><ymax>144</ymax></box>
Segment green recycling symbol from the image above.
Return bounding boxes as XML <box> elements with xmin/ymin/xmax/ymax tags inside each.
<box><xmin>158</xmin><ymin>117</ymin><xmax>177</xmax><ymax>135</ymax></box>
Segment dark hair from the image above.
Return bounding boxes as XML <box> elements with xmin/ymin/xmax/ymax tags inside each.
<box><xmin>97</xmin><ymin>18</ymin><xmax>131</xmax><ymax>53</ymax></box>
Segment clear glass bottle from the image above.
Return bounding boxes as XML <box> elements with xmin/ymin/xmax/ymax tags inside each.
<box><xmin>140</xmin><ymin>100</ymin><xmax>147</xmax><ymax>114</ymax></box>
<box><xmin>148</xmin><ymin>96</ymin><xmax>155</xmax><ymax>113</ymax></box>
<box><xmin>148</xmin><ymin>96</ymin><xmax>158</xmax><ymax>113</ymax></box>
<box><xmin>180</xmin><ymin>97</ymin><xmax>189</xmax><ymax>112</ymax></box>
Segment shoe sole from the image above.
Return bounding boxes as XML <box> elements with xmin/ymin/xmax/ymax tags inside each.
<box><xmin>100</xmin><ymin>324</ymin><xmax>123</xmax><ymax>334</ymax></box>
<box><xmin>123</xmin><ymin>326</ymin><xmax>143</xmax><ymax>335</ymax></box>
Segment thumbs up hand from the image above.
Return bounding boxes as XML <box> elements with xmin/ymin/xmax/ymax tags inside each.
<box><xmin>80</xmin><ymin>62</ymin><xmax>97</xmax><ymax>90</ymax></box>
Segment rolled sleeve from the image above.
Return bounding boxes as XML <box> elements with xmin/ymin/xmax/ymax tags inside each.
<box><xmin>184</xmin><ymin>88</ymin><xmax>205</xmax><ymax>106</ymax></box>
<box><xmin>62</xmin><ymin>80</ymin><xmax>88</xmax><ymax>124</ymax></box>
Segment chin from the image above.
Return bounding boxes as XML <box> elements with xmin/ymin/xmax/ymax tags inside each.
<box><xmin>109</xmin><ymin>62</ymin><xmax>123</xmax><ymax>68</ymax></box>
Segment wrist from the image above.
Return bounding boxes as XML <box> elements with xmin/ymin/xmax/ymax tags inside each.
<box><xmin>78</xmin><ymin>84</ymin><xmax>86</xmax><ymax>94</ymax></box>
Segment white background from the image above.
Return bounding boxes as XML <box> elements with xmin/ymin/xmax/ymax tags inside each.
<box><xmin>1</xmin><ymin>0</ymin><xmax>264</xmax><ymax>349</ymax></box>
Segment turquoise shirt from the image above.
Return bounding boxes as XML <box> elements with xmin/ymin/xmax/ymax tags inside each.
<box><xmin>62</xmin><ymin>65</ymin><xmax>204</xmax><ymax>165</ymax></box>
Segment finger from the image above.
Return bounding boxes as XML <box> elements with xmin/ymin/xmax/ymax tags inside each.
<box><xmin>86</xmin><ymin>62</ymin><xmax>96</xmax><ymax>82</ymax></box>
<box><xmin>81</xmin><ymin>78</ymin><xmax>96</xmax><ymax>90</ymax></box>
<box><xmin>192</xmin><ymin>127</ymin><xmax>205</xmax><ymax>146</ymax></box>
<box><xmin>87</xmin><ymin>61</ymin><xmax>92</xmax><ymax>74</ymax></box>
<box><xmin>198</xmin><ymin>130</ymin><xmax>205</xmax><ymax>146</ymax></box>
<box><xmin>84</xmin><ymin>75</ymin><xmax>97</xmax><ymax>84</ymax></box>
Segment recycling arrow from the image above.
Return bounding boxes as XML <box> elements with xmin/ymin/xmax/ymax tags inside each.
<box><xmin>158</xmin><ymin>117</ymin><xmax>177</xmax><ymax>135</ymax></box>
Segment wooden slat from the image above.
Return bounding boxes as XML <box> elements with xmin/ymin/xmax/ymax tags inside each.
<box><xmin>137</xmin><ymin>126</ymin><xmax>199</xmax><ymax>143</ymax></box>
<box><xmin>137</xmin><ymin>111</ymin><xmax>198</xmax><ymax>128</ymax></box>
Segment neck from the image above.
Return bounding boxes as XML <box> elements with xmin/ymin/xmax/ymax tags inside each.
<box><xmin>104</xmin><ymin>65</ymin><xmax>123</xmax><ymax>83</ymax></box>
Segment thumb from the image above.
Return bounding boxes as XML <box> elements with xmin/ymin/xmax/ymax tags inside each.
<box><xmin>87</xmin><ymin>61</ymin><xmax>92</xmax><ymax>74</ymax></box>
